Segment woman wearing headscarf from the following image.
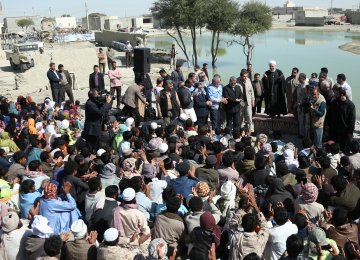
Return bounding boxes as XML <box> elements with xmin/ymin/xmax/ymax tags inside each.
<box><xmin>189</xmin><ymin>211</ymin><xmax>221</xmax><ymax>259</ymax></box>
<box><xmin>0</xmin><ymin>131</ymin><xmax>20</xmax><ymax>152</ymax></box>
<box><xmin>265</xmin><ymin>176</ymin><xmax>294</xmax><ymax>211</ymax></box>
<box><xmin>294</xmin><ymin>183</ymin><xmax>324</xmax><ymax>225</ymax></box>
<box><xmin>8</xmin><ymin>102</ymin><xmax>19</xmax><ymax>115</ymax></box>
<box><xmin>216</xmin><ymin>180</ymin><xmax>237</xmax><ymax>218</ymax></box>
<box><xmin>39</xmin><ymin>181</ymin><xmax>80</xmax><ymax>235</ymax></box>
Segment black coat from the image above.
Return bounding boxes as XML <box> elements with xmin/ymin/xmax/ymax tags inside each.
<box><xmin>194</xmin><ymin>91</ymin><xmax>209</xmax><ymax>118</ymax></box>
<box><xmin>89</xmin><ymin>72</ymin><xmax>105</xmax><ymax>92</ymax></box>
<box><xmin>329</xmin><ymin>98</ymin><xmax>356</xmax><ymax>137</ymax></box>
<box><xmin>83</xmin><ymin>99</ymin><xmax>111</xmax><ymax>137</ymax></box>
<box><xmin>178</xmin><ymin>86</ymin><xmax>193</xmax><ymax>109</ymax></box>
<box><xmin>222</xmin><ymin>84</ymin><xmax>242</xmax><ymax>114</ymax></box>
<box><xmin>47</xmin><ymin>69</ymin><xmax>62</xmax><ymax>89</ymax></box>
<box><xmin>262</xmin><ymin>69</ymin><xmax>287</xmax><ymax>116</ymax></box>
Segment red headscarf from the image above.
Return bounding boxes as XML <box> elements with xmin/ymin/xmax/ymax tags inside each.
<box><xmin>44</xmin><ymin>183</ymin><xmax>58</xmax><ymax>200</ymax></box>
<box><xmin>200</xmin><ymin>212</ymin><xmax>221</xmax><ymax>247</ymax></box>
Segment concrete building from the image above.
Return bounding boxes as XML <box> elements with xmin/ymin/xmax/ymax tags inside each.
<box><xmin>346</xmin><ymin>11</ymin><xmax>360</xmax><ymax>24</ymax></box>
<box><xmin>41</xmin><ymin>18</ymin><xmax>56</xmax><ymax>31</ymax></box>
<box><xmin>95</xmin><ymin>30</ymin><xmax>146</xmax><ymax>47</ymax></box>
<box><xmin>294</xmin><ymin>8</ymin><xmax>328</xmax><ymax>26</ymax></box>
<box><xmin>82</xmin><ymin>13</ymin><xmax>107</xmax><ymax>31</ymax></box>
<box><xmin>104</xmin><ymin>16</ymin><xmax>122</xmax><ymax>31</ymax></box>
<box><xmin>55</xmin><ymin>17</ymin><xmax>76</xmax><ymax>29</ymax></box>
<box><xmin>3</xmin><ymin>15</ymin><xmax>42</xmax><ymax>33</ymax></box>
<box><xmin>272</xmin><ymin>0</ymin><xmax>303</xmax><ymax>15</ymax></box>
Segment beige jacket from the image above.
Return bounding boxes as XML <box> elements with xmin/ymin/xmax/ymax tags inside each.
<box><xmin>238</xmin><ymin>78</ymin><xmax>255</xmax><ymax>107</ymax></box>
<box><xmin>230</xmin><ymin>212</ymin><xmax>269</xmax><ymax>260</ymax></box>
<box><xmin>121</xmin><ymin>84</ymin><xmax>147</xmax><ymax>109</ymax></box>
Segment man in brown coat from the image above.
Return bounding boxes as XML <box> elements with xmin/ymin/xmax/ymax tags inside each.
<box><xmin>58</xmin><ymin>64</ymin><xmax>74</xmax><ymax>104</ymax></box>
<box><xmin>121</xmin><ymin>82</ymin><xmax>148</xmax><ymax>126</ymax></box>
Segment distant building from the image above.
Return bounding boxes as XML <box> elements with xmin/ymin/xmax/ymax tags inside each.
<box><xmin>3</xmin><ymin>15</ymin><xmax>42</xmax><ymax>33</ymax></box>
<box><xmin>294</xmin><ymin>8</ymin><xmax>328</xmax><ymax>26</ymax></box>
<box><xmin>41</xmin><ymin>18</ymin><xmax>56</xmax><ymax>31</ymax></box>
<box><xmin>272</xmin><ymin>1</ymin><xmax>303</xmax><ymax>15</ymax></box>
<box><xmin>55</xmin><ymin>17</ymin><xmax>76</xmax><ymax>29</ymax></box>
<box><xmin>82</xmin><ymin>13</ymin><xmax>107</xmax><ymax>31</ymax></box>
<box><xmin>104</xmin><ymin>16</ymin><xmax>122</xmax><ymax>31</ymax></box>
<box><xmin>346</xmin><ymin>11</ymin><xmax>360</xmax><ymax>24</ymax></box>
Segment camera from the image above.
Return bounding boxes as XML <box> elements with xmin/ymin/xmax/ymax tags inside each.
<box><xmin>301</xmin><ymin>96</ymin><xmax>315</xmax><ymax>113</ymax></box>
<box><xmin>95</xmin><ymin>90</ymin><xmax>116</xmax><ymax>103</ymax></box>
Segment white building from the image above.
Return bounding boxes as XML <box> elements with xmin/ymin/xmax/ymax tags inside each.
<box><xmin>55</xmin><ymin>17</ymin><xmax>76</xmax><ymax>29</ymax></box>
<box><xmin>285</xmin><ymin>1</ymin><xmax>295</xmax><ymax>8</ymax></box>
<box><xmin>294</xmin><ymin>8</ymin><xmax>328</xmax><ymax>26</ymax></box>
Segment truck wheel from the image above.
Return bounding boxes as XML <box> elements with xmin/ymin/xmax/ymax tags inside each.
<box><xmin>30</xmin><ymin>59</ymin><xmax>35</xmax><ymax>67</ymax></box>
<box><xmin>10</xmin><ymin>59</ymin><xmax>17</xmax><ymax>70</ymax></box>
<box><xmin>20</xmin><ymin>63</ymin><xmax>27</xmax><ymax>73</ymax></box>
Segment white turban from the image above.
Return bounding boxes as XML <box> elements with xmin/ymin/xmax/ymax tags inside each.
<box><xmin>269</xmin><ymin>60</ymin><xmax>277</xmax><ymax>66</ymax></box>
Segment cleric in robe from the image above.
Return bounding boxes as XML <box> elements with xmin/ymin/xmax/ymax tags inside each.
<box><xmin>262</xmin><ymin>60</ymin><xmax>287</xmax><ymax>117</ymax></box>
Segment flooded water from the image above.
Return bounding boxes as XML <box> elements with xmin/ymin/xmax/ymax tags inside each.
<box><xmin>148</xmin><ymin>30</ymin><xmax>360</xmax><ymax>115</ymax></box>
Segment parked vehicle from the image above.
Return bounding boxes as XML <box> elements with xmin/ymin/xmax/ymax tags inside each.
<box><xmin>5</xmin><ymin>43</ymin><xmax>38</xmax><ymax>72</ymax></box>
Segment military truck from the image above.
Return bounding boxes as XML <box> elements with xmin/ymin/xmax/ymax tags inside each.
<box><xmin>5</xmin><ymin>43</ymin><xmax>37</xmax><ymax>72</ymax></box>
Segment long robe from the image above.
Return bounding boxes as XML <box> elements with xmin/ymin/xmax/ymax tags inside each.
<box><xmin>262</xmin><ymin>69</ymin><xmax>287</xmax><ymax>117</ymax></box>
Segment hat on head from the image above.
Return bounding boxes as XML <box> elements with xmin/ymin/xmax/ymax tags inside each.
<box><xmin>159</xmin><ymin>143</ymin><xmax>168</xmax><ymax>154</ymax></box>
<box><xmin>257</xmin><ymin>133</ymin><xmax>268</xmax><ymax>144</ymax></box>
<box><xmin>122</xmin><ymin>188</ymin><xmax>136</xmax><ymax>202</ymax></box>
<box><xmin>123</xmin><ymin>148</ymin><xmax>133</xmax><ymax>157</ymax></box>
<box><xmin>150</xmin><ymin>122</ymin><xmax>158</xmax><ymax>130</ymax></box>
<box><xmin>205</xmin><ymin>155</ymin><xmax>217</xmax><ymax>166</ymax></box>
<box><xmin>269</xmin><ymin>60</ymin><xmax>277</xmax><ymax>66</ymax></box>
<box><xmin>97</xmin><ymin>148</ymin><xmax>106</xmax><ymax>157</ymax></box>
<box><xmin>147</xmin><ymin>138</ymin><xmax>162</xmax><ymax>151</ymax></box>
<box><xmin>1</xmin><ymin>212</ymin><xmax>19</xmax><ymax>233</ymax></box>
<box><xmin>109</xmin><ymin>116</ymin><xmax>117</xmax><ymax>123</ymax></box>
<box><xmin>309</xmin><ymin>227</ymin><xmax>328</xmax><ymax>248</ymax></box>
<box><xmin>220</xmin><ymin>137</ymin><xmax>228</xmax><ymax>148</ymax></box>
<box><xmin>71</xmin><ymin>219</ymin><xmax>88</xmax><ymax>239</ymax></box>
<box><xmin>142</xmin><ymin>164</ymin><xmax>157</xmax><ymax>179</ymax></box>
<box><xmin>179</xmin><ymin>113</ymin><xmax>188</xmax><ymax>121</ymax></box>
<box><xmin>221</xmin><ymin>180</ymin><xmax>236</xmax><ymax>200</ymax></box>
<box><xmin>100</xmin><ymin>163</ymin><xmax>117</xmax><ymax>178</ymax></box>
<box><xmin>31</xmin><ymin>215</ymin><xmax>53</xmax><ymax>238</ymax></box>
<box><xmin>196</xmin><ymin>181</ymin><xmax>210</xmax><ymax>197</ymax></box>
<box><xmin>125</xmin><ymin>117</ymin><xmax>134</xmax><ymax>127</ymax></box>
<box><xmin>104</xmin><ymin>228</ymin><xmax>119</xmax><ymax>242</ymax></box>
<box><xmin>175</xmin><ymin>160</ymin><xmax>191</xmax><ymax>175</ymax></box>
<box><xmin>284</xmin><ymin>142</ymin><xmax>295</xmax><ymax>152</ymax></box>
<box><xmin>260</xmin><ymin>143</ymin><xmax>272</xmax><ymax>157</ymax></box>
<box><xmin>148</xmin><ymin>238</ymin><xmax>168</xmax><ymax>259</ymax></box>
<box><xmin>119</xmin><ymin>124</ymin><xmax>128</xmax><ymax>133</ymax></box>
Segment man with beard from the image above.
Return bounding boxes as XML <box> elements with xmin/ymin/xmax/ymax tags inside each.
<box><xmin>262</xmin><ymin>60</ymin><xmax>287</xmax><ymax>117</ymax></box>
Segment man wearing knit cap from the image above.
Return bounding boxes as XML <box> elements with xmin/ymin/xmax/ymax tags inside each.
<box><xmin>64</xmin><ymin>219</ymin><xmax>97</xmax><ymax>260</ymax></box>
<box><xmin>262</xmin><ymin>60</ymin><xmax>287</xmax><ymax>117</ymax></box>
<box><xmin>1</xmin><ymin>212</ymin><xmax>31</xmax><ymax>260</ymax></box>
<box><xmin>195</xmin><ymin>154</ymin><xmax>219</xmax><ymax>191</ymax></box>
<box><xmin>168</xmin><ymin>160</ymin><xmax>199</xmax><ymax>198</ymax></box>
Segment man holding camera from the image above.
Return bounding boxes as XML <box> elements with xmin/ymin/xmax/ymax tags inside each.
<box><xmin>83</xmin><ymin>89</ymin><xmax>112</xmax><ymax>153</ymax></box>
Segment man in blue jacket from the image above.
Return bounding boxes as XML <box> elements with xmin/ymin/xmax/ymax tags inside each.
<box><xmin>47</xmin><ymin>62</ymin><xmax>63</xmax><ymax>105</ymax></box>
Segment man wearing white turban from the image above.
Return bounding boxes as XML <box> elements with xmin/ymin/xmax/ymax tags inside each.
<box><xmin>262</xmin><ymin>60</ymin><xmax>287</xmax><ymax>117</ymax></box>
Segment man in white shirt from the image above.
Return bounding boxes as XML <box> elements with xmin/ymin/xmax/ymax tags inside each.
<box><xmin>264</xmin><ymin>206</ymin><xmax>298</xmax><ymax>260</ymax></box>
<box><xmin>337</xmin><ymin>73</ymin><xmax>352</xmax><ymax>101</ymax></box>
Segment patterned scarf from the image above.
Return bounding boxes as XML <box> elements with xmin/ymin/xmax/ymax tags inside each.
<box><xmin>44</xmin><ymin>183</ymin><xmax>58</xmax><ymax>200</ymax></box>
<box><xmin>301</xmin><ymin>183</ymin><xmax>318</xmax><ymax>203</ymax></box>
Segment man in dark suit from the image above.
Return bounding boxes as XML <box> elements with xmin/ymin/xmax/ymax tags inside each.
<box><xmin>47</xmin><ymin>62</ymin><xmax>62</xmax><ymax>105</ymax></box>
<box><xmin>83</xmin><ymin>89</ymin><xmax>112</xmax><ymax>153</ymax></box>
<box><xmin>58</xmin><ymin>64</ymin><xmax>74</xmax><ymax>104</ymax></box>
<box><xmin>223</xmin><ymin>76</ymin><xmax>242</xmax><ymax>130</ymax></box>
<box><xmin>89</xmin><ymin>65</ymin><xmax>105</xmax><ymax>92</ymax></box>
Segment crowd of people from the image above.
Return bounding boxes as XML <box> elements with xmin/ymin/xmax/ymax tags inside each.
<box><xmin>0</xmin><ymin>53</ymin><xmax>358</xmax><ymax>260</ymax></box>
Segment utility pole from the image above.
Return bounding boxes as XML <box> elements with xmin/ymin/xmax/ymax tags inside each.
<box><xmin>330</xmin><ymin>0</ymin><xmax>333</xmax><ymax>14</ymax></box>
<box><xmin>85</xmin><ymin>2</ymin><xmax>90</xmax><ymax>30</ymax></box>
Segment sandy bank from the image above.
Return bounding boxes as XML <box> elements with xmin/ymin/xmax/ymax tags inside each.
<box><xmin>339</xmin><ymin>41</ymin><xmax>360</xmax><ymax>55</ymax></box>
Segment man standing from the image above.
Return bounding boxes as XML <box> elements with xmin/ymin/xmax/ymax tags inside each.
<box><xmin>171</xmin><ymin>64</ymin><xmax>184</xmax><ymax>90</ymax></box>
<box><xmin>328</xmin><ymin>88</ymin><xmax>356</xmax><ymax>154</ymax></box>
<box><xmin>201</xmin><ymin>63</ymin><xmax>209</xmax><ymax>81</ymax></box>
<box><xmin>47</xmin><ymin>62</ymin><xmax>62</xmax><ymax>105</ymax></box>
<box><xmin>58</xmin><ymin>64</ymin><xmax>74</xmax><ymax>104</ymax></box>
<box><xmin>223</xmin><ymin>76</ymin><xmax>242</xmax><ymax>130</ymax></box>
<box><xmin>159</xmin><ymin>69</ymin><xmax>171</xmax><ymax>90</ymax></box>
<box><xmin>156</xmin><ymin>80</ymin><xmax>182</xmax><ymax>127</ymax></box>
<box><xmin>177</xmin><ymin>81</ymin><xmax>197</xmax><ymax>123</ymax></box>
<box><xmin>320</xmin><ymin>67</ymin><xmax>334</xmax><ymax>89</ymax></box>
<box><xmin>106</xmin><ymin>47</ymin><xmax>115</xmax><ymax>70</ymax></box>
<box><xmin>238</xmin><ymin>69</ymin><xmax>255</xmax><ymax>133</ymax></box>
<box><xmin>207</xmin><ymin>76</ymin><xmax>227</xmax><ymax>130</ymax></box>
<box><xmin>252</xmin><ymin>73</ymin><xmax>264</xmax><ymax>115</ymax></box>
<box><xmin>121</xmin><ymin>82</ymin><xmax>148</xmax><ymax>126</ymax></box>
<box><xmin>293</xmin><ymin>73</ymin><xmax>308</xmax><ymax>138</ymax></box>
<box><xmin>336</xmin><ymin>73</ymin><xmax>352</xmax><ymax>101</ymax></box>
<box><xmin>262</xmin><ymin>60</ymin><xmax>287</xmax><ymax>117</ymax></box>
<box><xmin>108</xmin><ymin>61</ymin><xmax>122</xmax><ymax>108</ymax></box>
<box><xmin>309</xmin><ymin>88</ymin><xmax>326</xmax><ymax>149</ymax></box>
<box><xmin>125</xmin><ymin>41</ymin><xmax>133</xmax><ymax>67</ymax></box>
<box><xmin>89</xmin><ymin>65</ymin><xmax>105</xmax><ymax>92</ymax></box>
<box><xmin>170</xmin><ymin>43</ymin><xmax>177</xmax><ymax>69</ymax></box>
<box><xmin>97</xmin><ymin>48</ymin><xmax>106</xmax><ymax>74</ymax></box>
<box><xmin>285</xmin><ymin>67</ymin><xmax>299</xmax><ymax>114</ymax></box>
<box><xmin>83</xmin><ymin>89</ymin><xmax>112</xmax><ymax>153</ymax></box>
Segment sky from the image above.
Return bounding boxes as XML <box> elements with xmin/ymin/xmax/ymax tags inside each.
<box><xmin>0</xmin><ymin>0</ymin><xmax>357</xmax><ymax>18</ymax></box>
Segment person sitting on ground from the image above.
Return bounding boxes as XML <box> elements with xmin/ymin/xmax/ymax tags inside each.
<box><xmin>84</xmin><ymin>177</ymin><xmax>104</xmax><ymax>223</ymax></box>
<box><xmin>195</xmin><ymin>155</ymin><xmax>219</xmax><ymax>191</ymax></box>
<box><xmin>41</xmin><ymin>235</ymin><xmax>64</xmax><ymax>259</ymax></box>
<box><xmin>22</xmin><ymin>160</ymin><xmax>50</xmax><ymax>190</ymax></box>
<box><xmin>329</xmin><ymin>175</ymin><xmax>360</xmax><ymax>211</ymax></box>
<box><xmin>168</xmin><ymin>160</ymin><xmax>198</xmax><ymax>198</ymax></box>
<box><xmin>20</xmin><ymin>178</ymin><xmax>48</xmax><ymax>219</ymax></box>
<box><xmin>281</xmin><ymin>234</ymin><xmax>305</xmax><ymax>260</ymax></box>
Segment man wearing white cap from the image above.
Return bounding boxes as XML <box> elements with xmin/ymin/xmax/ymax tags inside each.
<box><xmin>262</xmin><ymin>60</ymin><xmax>287</xmax><ymax>117</ymax></box>
<box><xmin>64</xmin><ymin>219</ymin><xmax>97</xmax><ymax>260</ymax></box>
<box><xmin>125</xmin><ymin>40</ymin><xmax>133</xmax><ymax>67</ymax></box>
